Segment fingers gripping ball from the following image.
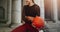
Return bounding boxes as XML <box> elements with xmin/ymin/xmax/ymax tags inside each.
<box><xmin>32</xmin><ymin>16</ymin><xmax>44</xmax><ymax>29</ymax></box>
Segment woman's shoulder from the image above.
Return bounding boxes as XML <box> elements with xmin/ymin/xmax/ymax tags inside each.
<box><xmin>34</xmin><ymin>4</ymin><xmax>40</xmax><ymax>9</ymax></box>
<box><xmin>23</xmin><ymin>5</ymin><xmax>28</xmax><ymax>7</ymax></box>
<box><xmin>34</xmin><ymin>4</ymin><xmax>40</xmax><ymax>8</ymax></box>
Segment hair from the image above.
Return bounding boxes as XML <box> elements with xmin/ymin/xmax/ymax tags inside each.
<box><xmin>31</xmin><ymin>0</ymin><xmax>34</xmax><ymax>3</ymax></box>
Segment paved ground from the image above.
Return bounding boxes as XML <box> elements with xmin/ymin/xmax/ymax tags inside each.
<box><xmin>45</xmin><ymin>21</ymin><xmax>60</xmax><ymax>32</ymax></box>
<box><xmin>0</xmin><ymin>21</ymin><xmax>60</xmax><ymax>32</ymax></box>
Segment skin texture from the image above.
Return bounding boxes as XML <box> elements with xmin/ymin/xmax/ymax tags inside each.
<box><xmin>26</xmin><ymin>0</ymin><xmax>33</xmax><ymax>5</ymax></box>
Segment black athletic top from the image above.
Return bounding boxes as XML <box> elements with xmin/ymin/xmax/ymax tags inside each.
<box><xmin>22</xmin><ymin>4</ymin><xmax>40</xmax><ymax>24</ymax></box>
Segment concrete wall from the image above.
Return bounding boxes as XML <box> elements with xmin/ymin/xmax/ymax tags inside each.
<box><xmin>0</xmin><ymin>0</ymin><xmax>8</xmax><ymax>22</ymax></box>
<box><xmin>0</xmin><ymin>0</ymin><xmax>13</xmax><ymax>26</ymax></box>
<box><xmin>0</xmin><ymin>0</ymin><xmax>7</xmax><ymax>10</ymax></box>
<box><xmin>44</xmin><ymin>0</ymin><xmax>54</xmax><ymax>20</ymax></box>
<box><xmin>57</xmin><ymin>0</ymin><xmax>60</xmax><ymax>20</ymax></box>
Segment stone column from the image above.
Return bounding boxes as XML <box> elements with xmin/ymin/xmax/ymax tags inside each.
<box><xmin>52</xmin><ymin>0</ymin><xmax>58</xmax><ymax>23</ymax></box>
<box><xmin>6</xmin><ymin>0</ymin><xmax>12</xmax><ymax>25</ymax></box>
<box><xmin>12</xmin><ymin>0</ymin><xmax>21</xmax><ymax>24</ymax></box>
<box><xmin>40</xmin><ymin>0</ymin><xmax>45</xmax><ymax>19</ymax></box>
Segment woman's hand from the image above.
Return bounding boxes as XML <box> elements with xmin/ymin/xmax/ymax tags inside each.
<box><xmin>25</xmin><ymin>16</ymin><xmax>34</xmax><ymax>21</ymax></box>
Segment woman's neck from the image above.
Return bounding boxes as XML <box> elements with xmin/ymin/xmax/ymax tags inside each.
<box><xmin>29</xmin><ymin>3</ymin><xmax>34</xmax><ymax>6</ymax></box>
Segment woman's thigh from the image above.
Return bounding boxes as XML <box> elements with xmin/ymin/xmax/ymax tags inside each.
<box><xmin>26</xmin><ymin>24</ymin><xmax>39</xmax><ymax>32</ymax></box>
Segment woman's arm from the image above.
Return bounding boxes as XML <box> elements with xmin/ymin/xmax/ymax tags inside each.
<box><xmin>35</xmin><ymin>5</ymin><xmax>40</xmax><ymax>17</ymax></box>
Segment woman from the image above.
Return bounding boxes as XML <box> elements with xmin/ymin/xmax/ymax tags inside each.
<box><xmin>22</xmin><ymin>0</ymin><xmax>40</xmax><ymax>32</ymax></box>
<box><xmin>12</xmin><ymin>0</ymin><xmax>40</xmax><ymax>32</ymax></box>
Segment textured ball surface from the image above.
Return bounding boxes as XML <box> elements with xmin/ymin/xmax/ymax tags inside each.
<box><xmin>32</xmin><ymin>16</ymin><xmax>44</xmax><ymax>29</ymax></box>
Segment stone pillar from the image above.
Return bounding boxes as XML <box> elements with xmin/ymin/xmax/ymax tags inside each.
<box><xmin>6</xmin><ymin>0</ymin><xmax>12</xmax><ymax>25</ymax></box>
<box><xmin>40</xmin><ymin>0</ymin><xmax>45</xmax><ymax>19</ymax></box>
<box><xmin>52</xmin><ymin>0</ymin><xmax>58</xmax><ymax>23</ymax></box>
<box><xmin>12</xmin><ymin>0</ymin><xmax>21</xmax><ymax>24</ymax></box>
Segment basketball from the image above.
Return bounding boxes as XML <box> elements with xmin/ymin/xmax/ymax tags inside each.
<box><xmin>32</xmin><ymin>16</ymin><xmax>44</xmax><ymax>29</ymax></box>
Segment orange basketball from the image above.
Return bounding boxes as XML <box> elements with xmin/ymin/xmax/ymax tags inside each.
<box><xmin>32</xmin><ymin>16</ymin><xmax>44</xmax><ymax>29</ymax></box>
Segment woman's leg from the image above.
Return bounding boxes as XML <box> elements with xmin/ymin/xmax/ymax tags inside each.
<box><xmin>11</xmin><ymin>24</ymin><xmax>27</xmax><ymax>32</ymax></box>
<box><xmin>26</xmin><ymin>24</ymin><xmax>39</xmax><ymax>32</ymax></box>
